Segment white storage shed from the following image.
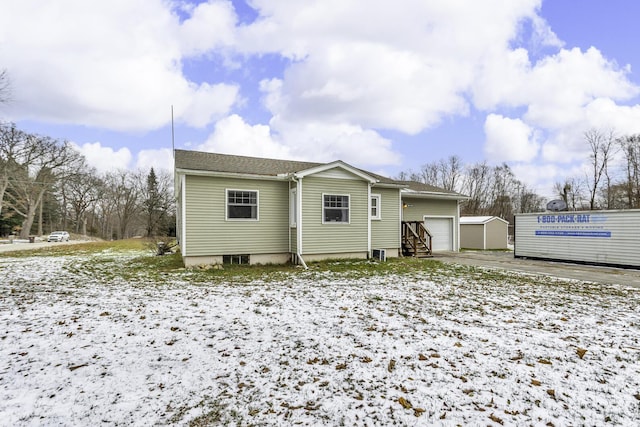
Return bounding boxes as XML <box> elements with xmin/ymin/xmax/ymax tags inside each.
<box><xmin>460</xmin><ymin>216</ymin><xmax>509</xmax><ymax>250</ymax></box>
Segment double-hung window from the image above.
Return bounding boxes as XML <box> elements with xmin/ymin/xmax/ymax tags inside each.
<box><xmin>227</xmin><ymin>190</ymin><xmax>258</xmax><ymax>220</ymax></box>
<box><xmin>323</xmin><ymin>194</ymin><xmax>349</xmax><ymax>223</ymax></box>
<box><xmin>371</xmin><ymin>194</ymin><xmax>381</xmax><ymax>220</ymax></box>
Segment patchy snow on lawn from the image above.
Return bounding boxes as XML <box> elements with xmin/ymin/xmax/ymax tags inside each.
<box><xmin>1</xmin><ymin>252</ymin><xmax>639</xmax><ymax>426</ymax></box>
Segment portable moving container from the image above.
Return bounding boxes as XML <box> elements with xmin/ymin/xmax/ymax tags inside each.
<box><xmin>514</xmin><ymin>209</ymin><xmax>640</xmax><ymax>268</ymax></box>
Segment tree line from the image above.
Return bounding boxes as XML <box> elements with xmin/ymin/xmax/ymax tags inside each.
<box><xmin>0</xmin><ymin>122</ymin><xmax>175</xmax><ymax>239</ymax></box>
<box><xmin>555</xmin><ymin>129</ymin><xmax>640</xmax><ymax>211</ymax></box>
<box><xmin>396</xmin><ymin>156</ymin><xmax>546</xmax><ymax>222</ymax></box>
<box><xmin>397</xmin><ymin>129</ymin><xmax>640</xmax><ymax>222</ymax></box>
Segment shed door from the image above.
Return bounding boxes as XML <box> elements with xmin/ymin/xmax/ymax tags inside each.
<box><xmin>424</xmin><ymin>217</ymin><xmax>453</xmax><ymax>251</ymax></box>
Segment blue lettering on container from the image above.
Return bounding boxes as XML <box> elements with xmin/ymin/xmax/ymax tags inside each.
<box><xmin>535</xmin><ymin>230</ymin><xmax>611</xmax><ymax>238</ymax></box>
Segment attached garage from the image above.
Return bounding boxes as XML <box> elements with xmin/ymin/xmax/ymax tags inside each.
<box><xmin>460</xmin><ymin>216</ymin><xmax>509</xmax><ymax>250</ymax></box>
<box><xmin>424</xmin><ymin>216</ymin><xmax>454</xmax><ymax>251</ymax></box>
<box><xmin>399</xmin><ymin>181</ymin><xmax>468</xmax><ymax>253</ymax></box>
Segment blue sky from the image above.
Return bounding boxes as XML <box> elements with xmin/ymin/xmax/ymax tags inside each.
<box><xmin>2</xmin><ymin>0</ymin><xmax>640</xmax><ymax>198</ymax></box>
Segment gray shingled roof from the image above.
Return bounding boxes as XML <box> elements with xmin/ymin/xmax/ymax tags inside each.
<box><xmin>398</xmin><ymin>180</ymin><xmax>462</xmax><ymax>196</ymax></box>
<box><xmin>175</xmin><ymin>149</ymin><xmax>323</xmax><ymax>176</ymax></box>
<box><xmin>174</xmin><ymin>149</ymin><xmax>465</xmax><ymax>196</ymax></box>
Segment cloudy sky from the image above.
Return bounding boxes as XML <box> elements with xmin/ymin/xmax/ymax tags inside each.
<box><xmin>1</xmin><ymin>0</ymin><xmax>639</xmax><ymax>197</ymax></box>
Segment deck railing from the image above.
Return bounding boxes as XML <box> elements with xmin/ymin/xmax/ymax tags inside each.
<box><xmin>401</xmin><ymin>221</ymin><xmax>433</xmax><ymax>257</ymax></box>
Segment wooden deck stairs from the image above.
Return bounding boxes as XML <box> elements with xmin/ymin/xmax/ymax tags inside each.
<box><xmin>401</xmin><ymin>221</ymin><xmax>433</xmax><ymax>258</ymax></box>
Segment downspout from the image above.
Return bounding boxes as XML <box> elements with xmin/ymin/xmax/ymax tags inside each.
<box><xmin>181</xmin><ymin>174</ymin><xmax>187</xmax><ymax>256</ymax></box>
<box><xmin>290</xmin><ymin>174</ymin><xmax>308</xmax><ymax>269</ymax></box>
<box><xmin>367</xmin><ymin>183</ymin><xmax>372</xmax><ymax>257</ymax></box>
<box><xmin>483</xmin><ymin>221</ymin><xmax>487</xmax><ymax>250</ymax></box>
<box><xmin>456</xmin><ymin>200</ymin><xmax>461</xmax><ymax>252</ymax></box>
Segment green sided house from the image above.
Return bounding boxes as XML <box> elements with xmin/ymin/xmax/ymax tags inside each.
<box><xmin>174</xmin><ymin>149</ymin><xmax>467</xmax><ymax>267</ymax></box>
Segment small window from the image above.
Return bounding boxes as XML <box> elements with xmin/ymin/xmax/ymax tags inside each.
<box><xmin>227</xmin><ymin>190</ymin><xmax>258</xmax><ymax>220</ymax></box>
<box><xmin>223</xmin><ymin>254</ymin><xmax>249</xmax><ymax>264</ymax></box>
<box><xmin>323</xmin><ymin>194</ymin><xmax>349</xmax><ymax>223</ymax></box>
<box><xmin>371</xmin><ymin>194</ymin><xmax>381</xmax><ymax>220</ymax></box>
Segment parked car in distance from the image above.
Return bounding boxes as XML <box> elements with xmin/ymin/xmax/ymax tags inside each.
<box><xmin>47</xmin><ymin>231</ymin><xmax>70</xmax><ymax>242</ymax></box>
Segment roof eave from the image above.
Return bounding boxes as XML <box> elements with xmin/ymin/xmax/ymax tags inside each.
<box><xmin>373</xmin><ymin>182</ymin><xmax>406</xmax><ymax>189</ymax></box>
<box><xmin>175</xmin><ymin>168</ymin><xmax>287</xmax><ymax>181</ymax></box>
<box><xmin>401</xmin><ymin>189</ymin><xmax>470</xmax><ymax>201</ymax></box>
<box><xmin>294</xmin><ymin>160</ymin><xmax>378</xmax><ymax>184</ymax></box>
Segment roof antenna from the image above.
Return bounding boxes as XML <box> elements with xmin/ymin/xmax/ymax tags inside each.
<box><xmin>171</xmin><ymin>105</ymin><xmax>175</xmax><ymax>157</ymax></box>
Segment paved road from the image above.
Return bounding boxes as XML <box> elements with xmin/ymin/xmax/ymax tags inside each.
<box><xmin>433</xmin><ymin>251</ymin><xmax>640</xmax><ymax>288</ymax></box>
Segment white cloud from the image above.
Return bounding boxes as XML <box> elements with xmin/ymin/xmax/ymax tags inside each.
<box><xmin>584</xmin><ymin>98</ymin><xmax>640</xmax><ymax>135</ymax></box>
<box><xmin>473</xmin><ymin>47</ymin><xmax>638</xmax><ymax>129</ymax></box>
<box><xmin>177</xmin><ymin>0</ymin><xmax>237</xmax><ymax>55</ymax></box>
<box><xmin>0</xmin><ymin>0</ymin><xmax>239</xmax><ymax>131</ymax></box>
<box><xmin>197</xmin><ymin>114</ymin><xmax>401</xmax><ymax>168</ymax></box>
<box><xmin>523</xmin><ymin>48</ymin><xmax>638</xmax><ymax>129</ymax></box>
<box><xmin>136</xmin><ymin>148</ymin><xmax>174</xmax><ymax>172</ymax></box>
<box><xmin>3</xmin><ymin>0</ymin><xmax>640</xmax><ymax>198</ymax></box>
<box><xmin>530</xmin><ymin>14</ymin><xmax>564</xmax><ymax>49</ymax></box>
<box><xmin>239</xmin><ymin>0</ymin><xmax>545</xmax><ymax>135</ymax></box>
<box><xmin>197</xmin><ymin>114</ymin><xmax>292</xmax><ymax>159</ymax></box>
<box><xmin>510</xmin><ymin>162</ymin><xmax>564</xmax><ymax>199</ymax></box>
<box><xmin>71</xmin><ymin>142</ymin><xmax>132</xmax><ymax>173</ymax></box>
<box><xmin>270</xmin><ymin>118</ymin><xmax>402</xmax><ymax>167</ymax></box>
<box><xmin>484</xmin><ymin>114</ymin><xmax>538</xmax><ymax>162</ymax></box>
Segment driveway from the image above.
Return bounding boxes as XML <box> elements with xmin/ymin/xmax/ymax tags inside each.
<box><xmin>433</xmin><ymin>250</ymin><xmax>640</xmax><ymax>288</ymax></box>
<box><xmin>0</xmin><ymin>240</ymin><xmax>84</xmax><ymax>254</ymax></box>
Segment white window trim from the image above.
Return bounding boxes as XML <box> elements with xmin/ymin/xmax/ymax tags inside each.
<box><xmin>225</xmin><ymin>189</ymin><xmax>259</xmax><ymax>221</ymax></box>
<box><xmin>371</xmin><ymin>194</ymin><xmax>381</xmax><ymax>220</ymax></box>
<box><xmin>322</xmin><ymin>193</ymin><xmax>351</xmax><ymax>224</ymax></box>
<box><xmin>289</xmin><ymin>188</ymin><xmax>297</xmax><ymax>227</ymax></box>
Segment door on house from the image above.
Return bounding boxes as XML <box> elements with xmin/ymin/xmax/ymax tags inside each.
<box><xmin>423</xmin><ymin>217</ymin><xmax>453</xmax><ymax>251</ymax></box>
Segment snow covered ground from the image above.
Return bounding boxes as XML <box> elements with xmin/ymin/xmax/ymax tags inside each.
<box><xmin>1</xmin><ymin>251</ymin><xmax>639</xmax><ymax>426</ymax></box>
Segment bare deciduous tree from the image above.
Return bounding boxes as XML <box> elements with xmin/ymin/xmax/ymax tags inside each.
<box><xmin>58</xmin><ymin>160</ymin><xmax>102</xmax><ymax>235</ymax></box>
<box><xmin>553</xmin><ymin>178</ymin><xmax>586</xmax><ymax>210</ymax></box>
<box><xmin>5</xmin><ymin>135</ymin><xmax>82</xmax><ymax>238</ymax></box>
<box><xmin>0</xmin><ymin>69</ymin><xmax>10</xmax><ymax>104</ymax></box>
<box><xmin>419</xmin><ymin>155</ymin><xmax>463</xmax><ymax>192</ymax></box>
<box><xmin>619</xmin><ymin>134</ymin><xmax>640</xmax><ymax>208</ymax></box>
<box><xmin>584</xmin><ymin>128</ymin><xmax>616</xmax><ymax>210</ymax></box>
<box><xmin>0</xmin><ymin>122</ymin><xmax>27</xmax><ymax>219</ymax></box>
<box><xmin>462</xmin><ymin>161</ymin><xmax>492</xmax><ymax>215</ymax></box>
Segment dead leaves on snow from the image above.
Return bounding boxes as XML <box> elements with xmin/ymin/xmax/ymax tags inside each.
<box><xmin>397</xmin><ymin>397</ymin><xmax>425</xmax><ymax>418</ymax></box>
<box><xmin>387</xmin><ymin>359</ymin><xmax>396</xmax><ymax>372</ymax></box>
<box><xmin>398</xmin><ymin>396</ymin><xmax>412</xmax><ymax>409</ymax></box>
<box><xmin>488</xmin><ymin>412</ymin><xmax>504</xmax><ymax>425</ymax></box>
<box><xmin>68</xmin><ymin>363</ymin><xmax>88</xmax><ymax>371</ymax></box>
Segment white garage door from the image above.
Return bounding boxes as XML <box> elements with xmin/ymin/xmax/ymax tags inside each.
<box><xmin>424</xmin><ymin>217</ymin><xmax>453</xmax><ymax>251</ymax></box>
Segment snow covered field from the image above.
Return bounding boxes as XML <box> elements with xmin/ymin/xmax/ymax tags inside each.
<box><xmin>1</xmin><ymin>250</ymin><xmax>639</xmax><ymax>426</ymax></box>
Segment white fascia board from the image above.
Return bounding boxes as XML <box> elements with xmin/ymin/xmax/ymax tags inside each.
<box><xmin>174</xmin><ymin>168</ymin><xmax>286</xmax><ymax>181</ymax></box>
<box><xmin>461</xmin><ymin>216</ymin><xmax>509</xmax><ymax>225</ymax></box>
<box><xmin>401</xmin><ymin>189</ymin><xmax>470</xmax><ymax>201</ymax></box>
<box><xmin>460</xmin><ymin>216</ymin><xmax>493</xmax><ymax>225</ymax></box>
<box><xmin>492</xmin><ymin>217</ymin><xmax>510</xmax><ymax>225</ymax></box>
<box><xmin>294</xmin><ymin>161</ymin><xmax>378</xmax><ymax>184</ymax></box>
<box><xmin>373</xmin><ymin>182</ymin><xmax>406</xmax><ymax>189</ymax></box>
